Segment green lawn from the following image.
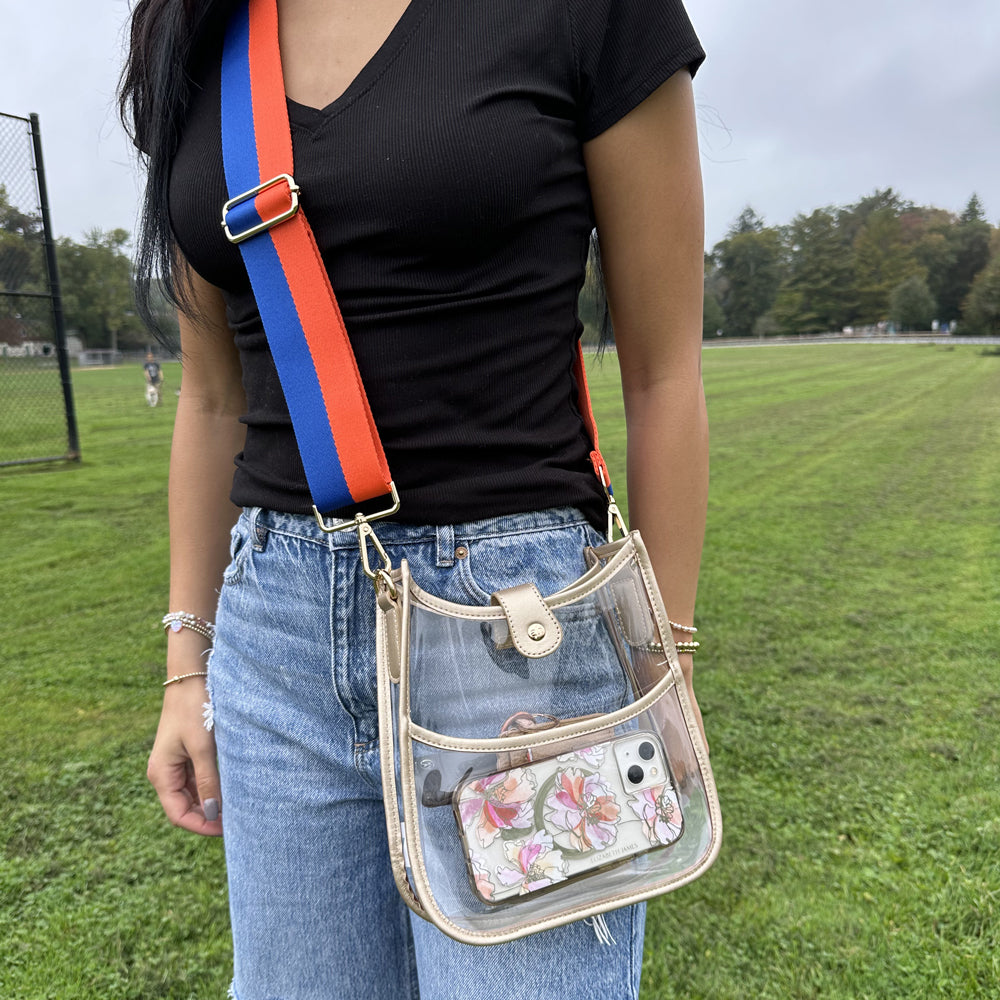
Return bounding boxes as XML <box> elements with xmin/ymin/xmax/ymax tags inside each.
<box><xmin>1</xmin><ymin>345</ymin><xmax>998</xmax><ymax>998</ymax></box>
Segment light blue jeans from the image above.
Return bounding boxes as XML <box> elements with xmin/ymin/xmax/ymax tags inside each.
<box><xmin>209</xmin><ymin>506</ymin><xmax>646</xmax><ymax>1000</ymax></box>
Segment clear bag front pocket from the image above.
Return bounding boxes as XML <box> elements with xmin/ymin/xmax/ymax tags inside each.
<box><xmin>453</xmin><ymin>728</ymin><xmax>684</xmax><ymax>905</ymax></box>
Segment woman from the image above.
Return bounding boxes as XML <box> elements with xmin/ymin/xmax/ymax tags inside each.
<box><xmin>122</xmin><ymin>0</ymin><xmax>707</xmax><ymax>996</ymax></box>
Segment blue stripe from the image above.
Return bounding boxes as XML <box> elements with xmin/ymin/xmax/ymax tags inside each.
<box><xmin>221</xmin><ymin>6</ymin><xmax>260</xmax><ymax>199</ymax></box>
<box><xmin>241</xmin><ymin>235</ymin><xmax>353</xmax><ymax>511</ymax></box>
<box><xmin>221</xmin><ymin>2</ymin><xmax>352</xmax><ymax>512</ymax></box>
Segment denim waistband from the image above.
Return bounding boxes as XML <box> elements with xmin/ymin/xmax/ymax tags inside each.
<box><xmin>244</xmin><ymin>505</ymin><xmax>595</xmax><ymax>551</ymax></box>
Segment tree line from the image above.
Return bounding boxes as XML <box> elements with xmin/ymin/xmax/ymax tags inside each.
<box><xmin>704</xmin><ymin>190</ymin><xmax>1000</xmax><ymax>338</ymax></box>
<box><xmin>5</xmin><ymin>183</ymin><xmax>1000</xmax><ymax>351</ymax></box>
<box><xmin>0</xmin><ymin>186</ymin><xmax>175</xmax><ymax>351</ymax></box>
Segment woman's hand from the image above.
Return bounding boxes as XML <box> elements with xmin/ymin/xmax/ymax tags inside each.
<box><xmin>148</xmin><ymin>674</ymin><xmax>223</xmax><ymax>836</ymax></box>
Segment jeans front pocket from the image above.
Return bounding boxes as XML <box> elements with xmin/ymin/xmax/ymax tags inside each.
<box><xmin>222</xmin><ymin>514</ymin><xmax>254</xmax><ymax>585</ymax></box>
<box><xmin>453</xmin><ymin>521</ymin><xmax>601</xmax><ymax>605</ymax></box>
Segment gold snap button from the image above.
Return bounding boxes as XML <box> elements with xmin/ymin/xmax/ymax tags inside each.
<box><xmin>527</xmin><ymin>622</ymin><xmax>546</xmax><ymax>641</ymax></box>
<box><xmin>454</xmin><ymin>545</ymin><xmax>469</xmax><ymax>559</ymax></box>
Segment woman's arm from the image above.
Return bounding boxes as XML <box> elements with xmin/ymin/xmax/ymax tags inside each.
<box><xmin>147</xmin><ymin>263</ymin><xmax>247</xmax><ymax>835</ymax></box>
<box><xmin>583</xmin><ymin>69</ymin><xmax>708</xmax><ymax>736</ymax></box>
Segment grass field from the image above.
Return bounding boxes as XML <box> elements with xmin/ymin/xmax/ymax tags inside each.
<box><xmin>1</xmin><ymin>344</ymin><xmax>998</xmax><ymax>999</ymax></box>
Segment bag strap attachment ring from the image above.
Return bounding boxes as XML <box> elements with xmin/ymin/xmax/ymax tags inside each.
<box><xmin>311</xmin><ymin>483</ymin><xmax>401</xmax><ymax>596</ymax></box>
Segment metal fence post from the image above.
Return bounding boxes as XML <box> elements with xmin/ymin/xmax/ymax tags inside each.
<box><xmin>29</xmin><ymin>112</ymin><xmax>80</xmax><ymax>460</ymax></box>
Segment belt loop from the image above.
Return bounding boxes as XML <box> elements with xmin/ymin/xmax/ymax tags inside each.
<box><xmin>436</xmin><ymin>524</ymin><xmax>455</xmax><ymax>567</ymax></box>
<box><xmin>248</xmin><ymin>507</ymin><xmax>269</xmax><ymax>551</ymax></box>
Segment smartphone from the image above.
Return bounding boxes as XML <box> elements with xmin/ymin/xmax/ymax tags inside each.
<box><xmin>453</xmin><ymin>731</ymin><xmax>683</xmax><ymax>904</ymax></box>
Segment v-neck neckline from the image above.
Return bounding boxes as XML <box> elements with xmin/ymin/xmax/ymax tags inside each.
<box><xmin>284</xmin><ymin>0</ymin><xmax>432</xmax><ymax>127</ymax></box>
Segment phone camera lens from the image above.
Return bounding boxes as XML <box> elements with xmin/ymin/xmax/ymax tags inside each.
<box><xmin>420</xmin><ymin>769</ymin><xmax>446</xmax><ymax>807</ymax></box>
<box><xmin>638</xmin><ymin>741</ymin><xmax>655</xmax><ymax>761</ymax></box>
<box><xmin>627</xmin><ymin>764</ymin><xmax>644</xmax><ymax>784</ymax></box>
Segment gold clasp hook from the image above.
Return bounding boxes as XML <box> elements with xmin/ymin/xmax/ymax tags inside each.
<box><xmin>597</xmin><ymin>465</ymin><xmax>628</xmax><ymax>542</ymax></box>
<box><xmin>606</xmin><ymin>499</ymin><xmax>628</xmax><ymax>543</ymax></box>
<box><xmin>356</xmin><ymin>518</ymin><xmax>390</xmax><ymax>580</ymax></box>
<box><xmin>339</xmin><ymin>516</ymin><xmax>398</xmax><ymax>598</ymax></box>
<box><xmin>360</xmin><ymin>522</ymin><xmax>398</xmax><ymax>600</ymax></box>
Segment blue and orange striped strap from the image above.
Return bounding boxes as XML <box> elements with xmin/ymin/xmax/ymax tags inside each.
<box><xmin>219</xmin><ymin>0</ymin><xmax>613</xmax><ymax>525</ymax></box>
<box><xmin>220</xmin><ymin>0</ymin><xmax>392</xmax><ymax>516</ymax></box>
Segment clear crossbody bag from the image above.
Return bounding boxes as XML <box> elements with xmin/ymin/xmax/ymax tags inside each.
<box><xmin>375</xmin><ymin>528</ymin><xmax>721</xmax><ymax>945</ymax></box>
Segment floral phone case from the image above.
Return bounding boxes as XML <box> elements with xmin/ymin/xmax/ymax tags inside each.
<box><xmin>453</xmin><ymin>732</ymin><xmax>683</xmax><ymax>904</ymax></box>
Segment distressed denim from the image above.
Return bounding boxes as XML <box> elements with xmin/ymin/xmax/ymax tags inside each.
<box><xmin>209</xmin><ymin>506</ymin><xmax>646</xmax><ymax>1000</ymax></box>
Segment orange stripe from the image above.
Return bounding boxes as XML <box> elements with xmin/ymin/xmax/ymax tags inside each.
<box><xmin>574</xmin><ymin>343</ymin><xmax>609</xmax><ymax>484</ymax></box>
<box><xmin>246</xmin><ymin>0</ymin><xmax>390</xmax><ymax>502</ymax></box>
<box><xmin>247</xmin><ymin>0</ymin><xmax>291</xmax><ymax>180</ymax></box>
<box><xmin>274</xmin><ymin>215</ymin><xmax>392</xmax><ymax>499</ymax></box>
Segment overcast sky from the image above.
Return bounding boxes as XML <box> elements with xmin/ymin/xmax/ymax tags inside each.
<box><xmin>2</xmin><ymin>0</ymin><xmax>999</xmax><ymax>250</ymax></box>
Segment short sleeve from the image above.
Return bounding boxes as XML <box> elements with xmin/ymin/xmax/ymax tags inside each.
<box><xmin>569</xmin><ymin>0</ymin><xmax>705</xmax><ymax>141</ymax></box>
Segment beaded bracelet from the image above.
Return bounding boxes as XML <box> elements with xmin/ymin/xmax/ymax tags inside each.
<box><xmin>162</xmin><ymin>612</ymin><xmax>216</xmax><ymax>641</ymax></box>
<box><xmin>668</xmin><ymin>620</ymin><xmax>698</xmax><ymax>635</ymax></box>
<box><xmin>674</xmin><ymin>641</ymin><xmax>700</xmax><ymax>655</ymax></box>
<box><xmin>163</xmin><ymin>671</ymin><xmax>209</xmax><ymax>687</ymax></box>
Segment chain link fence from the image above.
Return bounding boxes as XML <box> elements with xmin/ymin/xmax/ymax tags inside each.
<box><xmin>0</xmin><ymin>111</ymin><xmax>79</xmax><ymax>465</ymax></box>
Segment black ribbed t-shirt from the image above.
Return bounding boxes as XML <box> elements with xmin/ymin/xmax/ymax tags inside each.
<box><xmin>169</xmin><ymin>0</ymin><xmax>704</xmax><ymax>528</ymax></box>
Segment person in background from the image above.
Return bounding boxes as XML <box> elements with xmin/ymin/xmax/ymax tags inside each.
<box><xmin>143</xmin><ymin>350</ymin><xmax>163</xmax><ymax>405</ymax></box>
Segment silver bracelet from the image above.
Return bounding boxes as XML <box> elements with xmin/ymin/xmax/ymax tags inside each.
<box><xmin>162</xmin><ymin>611</ymin><xmax>216</xmax><ymax>641</ymax></box>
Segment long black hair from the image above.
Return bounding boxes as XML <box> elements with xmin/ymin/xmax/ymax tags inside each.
<box><xmin>119</xmin><ymin>0</ymin><xmax>237</xmax><ymax>337</ymax></box>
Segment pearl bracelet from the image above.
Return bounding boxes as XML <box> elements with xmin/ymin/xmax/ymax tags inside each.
<box><xmin>163</xmin><ymin>671</ymin><xmax>209</xmax><ymax>687</ymax></box>
<box><xmin>162</xmin><ymin>612</ymin><xmax>216</xmax><ymax>641</ymax></box>
<box><xmin>674</xmin><ymin>641</ymin><xmax>700</xmax><ymax>655</ymax></box>
<box><xmin>668</xmin><ymin>620</ymin><xmax>698</xmax><ymax>635</ymax></box>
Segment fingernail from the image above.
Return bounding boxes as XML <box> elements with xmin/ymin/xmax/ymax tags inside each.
<box><xmin>203</xmin><ymin>798</ymin><xmax>220</xmax><ymax>822</ymax></box>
